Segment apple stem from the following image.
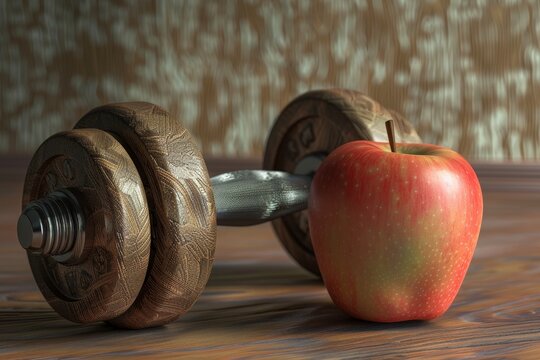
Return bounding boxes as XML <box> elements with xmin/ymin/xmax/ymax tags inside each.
<box><xmin>385</xmin><ymin>120</ymin><xmax>397</xmax><ymax>153</ymax></box>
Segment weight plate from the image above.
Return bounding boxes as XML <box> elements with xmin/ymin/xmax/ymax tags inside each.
<box><xmin>76</xmin><ymin>102</ymin><xmax>216</xmax><ymax>329</ymax></box>
<box><xmin>22</xmin><ymin>129</ymin><xmax>151</xmax><ymax>323</ymax></box>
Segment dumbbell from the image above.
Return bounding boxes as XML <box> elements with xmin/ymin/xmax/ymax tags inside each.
<box><xmin>16</xmin><ymin>89</ymin><xmax>421</xmax><ymax>329</ymax></box>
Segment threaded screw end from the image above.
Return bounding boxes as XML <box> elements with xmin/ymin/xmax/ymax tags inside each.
<box><xmin>18</xmin><ymin>190</ymin><xmax>84</xmax><ymax>261</ymax></box>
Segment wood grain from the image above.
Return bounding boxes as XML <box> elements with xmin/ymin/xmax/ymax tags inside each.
<box><xmin>263</xmin><ymin>89</ymin><xmax>421</xmax><ymax>275</ymax></box>
<box><xmin>21</xmin><ymin>129</ymin><xmax>151</xmax><ymax>324</ymax></box>
<box><xmin>1</xmin><ymin>0</ymin><xmax>540</xmax><ymax>161</ymax></box>
<box><xmin>76</xmin><ymin>103</ymin><xmax>217</xmax><ymax>329</ymax></box>
<box><xmin>2</xmin><ymin>159</ymin><xmax>540</xmax><ymax>358</ymax></box>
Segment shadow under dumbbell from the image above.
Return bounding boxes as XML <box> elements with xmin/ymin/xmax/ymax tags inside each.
<box><xmin>0</xmin><ymin>261</ymin><xmax>427</xmax><ymax>351</ymax></box>
<box><xmin>182</xmin><ymin>261</ymin><xmax>430</xmax><ymax>336</ymax></box>
<box><xmin>176</xmin><ymin>296</ymin><xmax>429</xmax><ymax>338</ymax></box>
<box><xmin>0</xmin><ymin>295</ymin><xmax>429</xmax><ymax>358</ymax></box>
<box><xmin>206</xmin><ymin>262</ymin><xmax>321</xmax><ymax>288</ymax></box>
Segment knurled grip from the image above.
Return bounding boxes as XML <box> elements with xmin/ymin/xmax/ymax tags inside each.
<box><xmin>212</xmin><ymin>170</ymin><xmax>311</xmax><ymax>226</ymax></box>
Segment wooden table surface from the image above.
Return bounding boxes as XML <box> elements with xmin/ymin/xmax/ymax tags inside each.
<box><xmin>1</xmin><ymin>160</ymin><xmax>540</xmax><ymax>359</ymax></box>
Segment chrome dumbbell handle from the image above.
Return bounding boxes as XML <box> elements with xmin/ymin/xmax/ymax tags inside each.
<box><xmin>212</xmin><ymin>170</ymin><xmax>311</xmax><ymax>226</ymax></box>
<box><xmin>212</xmin><ymin>153</ymin><xmax>323</xmax><ymax>226</ymax></box>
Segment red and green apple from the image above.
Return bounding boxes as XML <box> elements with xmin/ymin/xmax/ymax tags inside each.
<box><xmin>308</xmin><ymin>128</ymin><xmax>483</xmax><ymax>322</ymax></box>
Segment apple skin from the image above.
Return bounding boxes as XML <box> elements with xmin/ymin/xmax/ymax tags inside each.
<box><xmin>308</xmin><ymin>141</ymin><xmax>483</xmax><ymax>322</ymax></box>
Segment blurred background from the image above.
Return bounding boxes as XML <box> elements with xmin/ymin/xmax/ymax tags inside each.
<box><xmin>1</xmin><ymin>0</ymin><xmax>540</xmax><ymax>161</ymax></box>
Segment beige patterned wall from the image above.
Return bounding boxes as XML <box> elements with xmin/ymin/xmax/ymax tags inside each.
<box><xmin>1</xmin><ymin>0</ymin><xmax>539</xmax><ymax>161</ymax></box>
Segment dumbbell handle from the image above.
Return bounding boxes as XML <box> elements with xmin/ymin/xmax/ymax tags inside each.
<box><xmin>212</xmin><ymin>170</ymin><xmax>311</xmax><ymax>226</ymax></box>
<box><xmin>17</xmin><ymin>169</ymin><xmax>312</xmax><ymax>257</ymax></box>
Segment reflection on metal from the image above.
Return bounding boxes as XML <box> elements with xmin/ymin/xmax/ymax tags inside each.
<box><xmin>212</xmin><ymin>170</ymin><xmax>311</xmax><ymax>226</ymax></box>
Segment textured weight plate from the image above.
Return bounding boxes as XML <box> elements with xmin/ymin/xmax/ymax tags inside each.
<box><xmin>263</xmin><ymin>89</ymin><xmax>422</xmax><ymax>276</ymax></box>
<box><xmin>76</xmin><ymin>102</ymin><xmax>217</xmax><ymax>329</ymax></box>
<box><xmin>22</xmin><ymin>129</ymin><xmax>151</xmax><ymax>323</ymax></box>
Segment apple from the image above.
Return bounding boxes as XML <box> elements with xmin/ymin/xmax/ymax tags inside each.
<box><xmin>308</xmin><ymin>123</ymin><xmax>483</xmax><ymax>322</ymax></box>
